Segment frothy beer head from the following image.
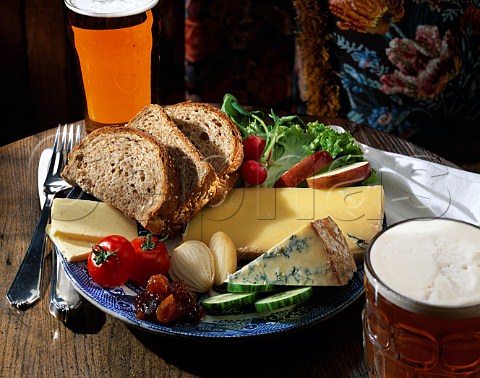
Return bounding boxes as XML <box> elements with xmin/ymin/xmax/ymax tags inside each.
<box><xmin>65</xmin><ymin>0</ymin><xmax>159</xmax><ymax>17</ymax></box>
<box><xmin>366</xmin><ymin>218</ymin><xmax>480</xmax><ymax>317</ymax></box>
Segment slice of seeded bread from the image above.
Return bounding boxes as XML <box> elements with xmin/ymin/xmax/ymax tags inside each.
<box><xmin>128</xmin><ymin>104</ymin><xmax>218</xmax><ymax>231</ymax></box>
<box><xmin>165</xmin><ymin>102</ymin><xmax>244</xmax><ymax>205</ymax></box>
<box><xmin>61</xmin><ymin>126</ymin><xmax>180</xmax><ymax>236</ymax></box>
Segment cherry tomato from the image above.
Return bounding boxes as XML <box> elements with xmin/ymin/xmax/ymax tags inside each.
<box><xmin>130</xmin><ymin>234</ymin><xmax>170</xmax><ymax>287</ymax></box>
<box><xmin>241</xmin><ymin>160</ymin><xmax>268</xmax><ymax>186</ymax></box>
<box><xmin>243</xmin><ymin>135</ymin><xmax>266</xmax><ymax>161</ymax></box>
<box><xmin>87</xmin><ymin>235</ymin><xmax>135</xmax><ymax>288</ymax></box>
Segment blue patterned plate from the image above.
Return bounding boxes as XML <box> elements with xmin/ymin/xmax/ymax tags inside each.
<box><xmin>59</xmin><ymin>187</ymin><xmax>365</xmax><ymax>339</ymax></box>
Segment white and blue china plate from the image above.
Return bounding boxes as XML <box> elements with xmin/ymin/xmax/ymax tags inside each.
<box><xmin>59</xmin><ymin>187</ymin><xmax>365</xmax><ymax>340</ymax></box>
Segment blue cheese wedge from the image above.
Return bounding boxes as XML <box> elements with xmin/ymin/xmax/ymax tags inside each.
<box><xmin>226</xmin><ymin>217</ymin><xmax>356</xmax><ymax>286</ymax></box>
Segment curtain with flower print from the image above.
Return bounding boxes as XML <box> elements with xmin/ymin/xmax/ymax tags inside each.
<box><xmin>183</xmin><ymin>0</ymin><xmax>480</xmax><ymax>169</ymax></box>
<box><xmin>294</xmin><ymin>0</ymin><xmax>480</xmax><ymax>167</ymax></box>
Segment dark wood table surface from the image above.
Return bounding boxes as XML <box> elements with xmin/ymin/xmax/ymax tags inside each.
<box><xmin>0</xmin><ymin>119</ymin><xmax>459</xmax><ymax>378</ymax></box>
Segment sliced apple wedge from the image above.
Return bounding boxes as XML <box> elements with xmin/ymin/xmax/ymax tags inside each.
<box><xmin>306</xmin><ymin>161</ymin><xmax>371</xmax><ymax>189</ymax></box>
<box><xmin>274</xmin><ymin>151</ymin><xmax>333</xmax><ymax>188</ymax></box>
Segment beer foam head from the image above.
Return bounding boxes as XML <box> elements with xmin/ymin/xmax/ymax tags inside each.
<box><xmin>65</xmin><ymin>0</ymin><xmax>159</xmax><ymax>17</ymax></box>
<box><xmin>366</xmin><ymin>218</ymin><xmax>480</xmax><ymax>316</ymax></box>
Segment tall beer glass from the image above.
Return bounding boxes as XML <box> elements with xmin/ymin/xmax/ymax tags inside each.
<box><xmin>65</xmin><ymin>0</ymin><xmax>160</xmax><ymax>133</ymax></box>
<box><xmin>363</xmin><ymin>218</ymin><xmax>480</xmax><ymax>377</ymax></box>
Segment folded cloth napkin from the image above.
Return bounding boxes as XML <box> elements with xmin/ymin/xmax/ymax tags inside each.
<box><xmin>362</xmin><ymin>144</ymin><xmax>480</xmax><ymax>227</ymax></box>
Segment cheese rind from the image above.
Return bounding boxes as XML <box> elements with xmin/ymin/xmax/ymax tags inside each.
<box><xmin>226</xmin><ymin>217</ymin><xmax>357</xmax><ymax>286</ymax></box>
<box><xmin>184</xmin><ymin>186</ymin><xmax>384</xmax><ymax>260</ymax></box>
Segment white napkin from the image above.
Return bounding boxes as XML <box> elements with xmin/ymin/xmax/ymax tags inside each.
<box><xmin>362</xmin><ymin>144</ymin><xmax>480</xmax><ymax>227</ymax></box>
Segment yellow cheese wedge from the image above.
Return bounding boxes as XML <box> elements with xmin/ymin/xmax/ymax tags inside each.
<box><xmin>184</xmin><ymin>186</ymin><xmax>384</xmax><ymax>260</ymax></box>
<box><xmin>50</xmin><ymin>198</ymin><xmax>138</xmax><ymax>243</ymax></box>
<box><xmin>46</xmin><ymin>225</ymin><xmax>92</xmax><ymax>262</ymax></box>
<box><xmin>48</xmin><ymin>198</ymin><xmax>138</xmax><ymax>261</ymax></box>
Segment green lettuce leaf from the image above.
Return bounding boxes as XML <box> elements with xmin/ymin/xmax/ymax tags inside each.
<box><xmin>306</xmin><ymin>121</ymin><xmax>364</xmax><ymax>167</ymax></box>
<box><xmin>221</xmin><ymin>93</ymin><xmax>369</xmax><ymax>187</ymax></box>
<box><xmin>265</xmin><ymin>124</ymin><xmax>312</xmax><ymax>187</ymax></box>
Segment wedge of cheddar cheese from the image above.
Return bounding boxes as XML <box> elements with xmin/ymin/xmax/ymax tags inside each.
<box><xmin>184</xmin><ymin>186</ymin><xmax>384</xmax><ymax>260</ymax></box>
<box><xmin>47</xmin><ymin>198</ymin><xmax>138</xmax><ymax>261</ymax></box>
<box><xmin>46</xmin><ymin>225</ymin><xmax>93</xmax><ymax>262</ymax></box>
<box><xmin>226</xmin><ymin>217</ymin><xmax>356</xmax><ymax>286</ymax></box>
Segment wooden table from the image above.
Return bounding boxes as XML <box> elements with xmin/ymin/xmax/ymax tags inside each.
<box><xmin>0</xmin><ymin>119</ymin><xmax>459</xmax><ymax>377</ymax></box>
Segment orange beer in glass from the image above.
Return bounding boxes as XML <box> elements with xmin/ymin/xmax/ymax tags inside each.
<box><xmin>65</xmin><ymin>0</ymin><xmax>160</xmax><ymax>132</ymax></box>
<box><xmin>363</xmin><ymin>218</ymin><xmax>480</xmax><ymax>377</ymax></box>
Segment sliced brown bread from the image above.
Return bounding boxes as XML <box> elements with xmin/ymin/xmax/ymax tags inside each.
<box><xmin>61</xmin><ymin>126</ymin><xmax>180</xmax><ymax>236</ymax></box>
<box><xmin>127</xmin><ymin>104</ymin><xmax>218</xmax><ymax>230</ymax></box>
<box><xmin>165</xmin><ymin>102</ymin><xmax>244</xmax><ymax>205</ymax></box>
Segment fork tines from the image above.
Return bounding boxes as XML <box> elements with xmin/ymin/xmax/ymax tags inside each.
<box><xmin>51</xmin><ymin>123</ymin><xmax>82</xmax><ymax>175</ymax></box>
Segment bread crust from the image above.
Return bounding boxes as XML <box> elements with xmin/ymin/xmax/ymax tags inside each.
<box><xmin>165</xmin><ymin>102</ymin><xmax>244</xmax><ymax>205</ymax></box>
<box><xmin>61</xmin><ymin>102</ymin><xmax>244</xmax><ymax>236</ymax></box>
<box><xmin>311</xmin><ymin>217</ymin><xmax>357</xmax><ymax>285</ymax></box>
<box><xmin>128</xmin><ymin>104</ymin><xmax>219</xmax><ymax>233</ymax></box>
<box><xmin>62</xmin><ymin>126</ymin><xmax>180</xmax><ymax>235</ymax></box>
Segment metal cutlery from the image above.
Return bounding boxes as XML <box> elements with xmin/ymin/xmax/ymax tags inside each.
<box><xmin>49</xmin><ymin>243</ymin><xmax>83</xmax><ymax>322</ymax></box>
<box><xmin>7</xmin><ymin>124</ymin><xmax>78</xmax><ymax>309</ymax></box>
<box><xmin>48</xmin><ymin>123</ymin><xmax>83</xmax><ymax>321</ymax></box>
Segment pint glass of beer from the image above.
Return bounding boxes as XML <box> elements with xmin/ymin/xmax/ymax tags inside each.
<box><xmin>363</xmin><ymin>218</ymin><xmax>480</xmax><ymax>377</ymax></box>
<box><xmin>65</xmin><ymin>0</ymin><xmax>160</xmax><ymax>133</ymax></box>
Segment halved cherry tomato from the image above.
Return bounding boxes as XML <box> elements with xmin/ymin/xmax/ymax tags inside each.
<box><xmin>87</xmin><ymin>235</ymin><xmax>135</xmax><ymax>288</ymax></box>
<box><xmin>130</xmin><ymin>234</ymin><xmax>170</xmax><ymax>287</ymax></box>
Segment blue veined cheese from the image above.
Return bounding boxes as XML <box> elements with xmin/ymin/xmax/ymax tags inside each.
<box><xmin>226</xmin><ymin>217</ymin><xmax>357</xmax><ymax>286</ymax></box>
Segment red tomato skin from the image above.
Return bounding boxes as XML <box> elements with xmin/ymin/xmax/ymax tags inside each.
<box><xmin>87</xmin><ymin>235</ymin><xmax>135</xmax><ymax>288</ymax></box>
<box><xmin>130</xmin><ymin>235</ymin><xmax>170</xmax><ymax>287</ymax></box>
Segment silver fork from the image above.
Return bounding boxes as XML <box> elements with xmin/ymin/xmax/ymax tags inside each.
<box><xmin>7</xmin><ymin>124</ymin><xmax>77</xmax><ymax>309</ymax></box>
<box><xmin>49</xmin><ymin>124</ymin><xmax>83</xmax><ymax>322</ymax></box>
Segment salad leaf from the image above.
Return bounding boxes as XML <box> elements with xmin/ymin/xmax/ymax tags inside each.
<box><xmin>221</xmin><ymin>93</ymin><xmax>265</xmax><ymax>137</ymax></box>
<box><xmin>221</xmin><ymin>93</ymin><xmax>369</xmax><ymax>187</ymax></box>
<box><xmin>306</xmin><ymin>121</ymin><xmax>364</xmax><ymax>168</ymax></box>
<box><xmin>265</xmin><ymin>123</ymin><xmax>312</xmax><ymax>187</ymax></box>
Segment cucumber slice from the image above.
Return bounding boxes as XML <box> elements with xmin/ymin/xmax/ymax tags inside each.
<box><xmin>254</xmin><ymin>287</ymin><xmax>313</xmax><ymax>312</ymax></box>
<box><xmin>211</xmin><ymin>283</ymin><xmax>229</xmax><ymax>293</ymax></box>
<box><xmin>201</xmin><ymin>292</ymin><xmax>258</xmax><ymax>313</ymax></box>
<box><xmin>227</xmin><ymin>283</ymin><xmax>279</xmax><ymax>293</ymax></box>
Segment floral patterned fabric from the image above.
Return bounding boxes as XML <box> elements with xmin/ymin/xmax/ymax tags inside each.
<box><xmin>183</xmin><ymin>0</ymin><xmax>480</xmax><ymax>166</ymax></box>
<box><xmin>322</xmin><ymin>0</ymin><xmax>480</xmax><ymax>164</ymax></box>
